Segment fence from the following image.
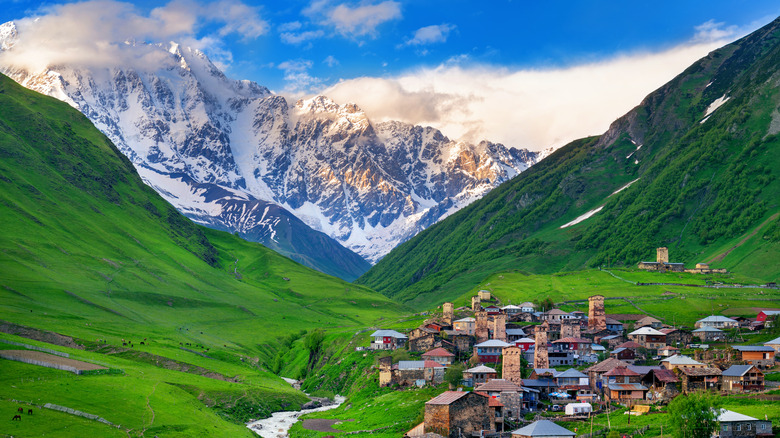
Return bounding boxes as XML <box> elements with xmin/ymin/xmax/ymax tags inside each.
<box><xmin>43</xmin><ymin>403</ymin><xmax>121</xmax><ymax>428</ymax></box>
<box><xmin>2</xmin><ymin>340</ymin><xmax>69</xmax><ymax>357</ymax></box>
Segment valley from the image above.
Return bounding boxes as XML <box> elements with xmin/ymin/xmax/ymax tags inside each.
<box><xmin>1</xmin><ymin>4</ymin><xmax>780</xmax><ymax>438</ymax></box>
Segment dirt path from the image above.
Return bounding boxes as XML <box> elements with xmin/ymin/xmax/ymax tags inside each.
<box><xmin>708</xmin><ymin>212</ymin><xmax>779</xmax><ymax>264</ymax></box>
<box><xmin>140</xmin><ymin>382</ymin><xmax>159</xmax><ymax>437</ymax></box>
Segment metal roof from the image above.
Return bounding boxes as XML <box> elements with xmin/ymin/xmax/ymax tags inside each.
<box><xmin>628</xmin><ymin>327</ymin><xmax>665</xmax><ymax>336</ymax></box>
<box><xmin>590</xmin><ymin>344</ymin><xmax>606</xmax><ymax>351</ymax></box>
<box><xmin>521</xmin><ymin>379</ymin><xmax>557</xmax><ymax>388</ymax></box>
<box><xmin>717</xmin><ymin>409</ymin><xmax>758</xmax><ymax>422</ymax></box>
<box><xmin>692</xmin><ymin>326</ymin><xmax>723</xmax><ymax>332</ymax></box>
<box><xmin>732</xmin><ymin>345</ymin><xmax>774</xmax><ymax>352</ymax></box>
<box><xmin>765</xmin><ymin>336</ymin><xmax>780</xmax><ymax>345</ymax></box>
<box><xmin>454</xmin><ymin>317</ymin><xmax>475</xmax><ymax>322</ymax></box>
<box><xmin>426</xmin><ymin>391</ymin><xmax>470</xmax><ymax>405</ymax></box>
<box><xmin>516</xmin><ymin>337</ymin><xmax>535</xmax><ymax>343</ymax></box>
<box><xmin>554</xmin><ymin>368</ymin><xmax>587</xmax><ymax>378</ymax></box>
<box><xmin>722</xmin><ymin>365</ymin><xmax>758</xmax><ymax>377</ymax></box>
<box><xmin>697</xmin><ymin>315</ymin><xmax>737</xmax><ymax>322</ymax></box>
<box><xmin>476</xmin><ymin>340</ymin><xmax>512</xmax><ymax>348</ymax></box>
<box><xmin>511</xmin><ymin>420</ymin><xmax>575</xmax><ymax>437</ymax></box>
<box><xmin>466</xmin><ymin>365</ymin><xmax>496</xmax><ymax>373</ymax></box>
<box><xmin>661</xmin><ymin>354</ymin><xmax>704</xmax><ymax>366</ymax></box>
<box><xmin>398</xmin><ymin>360</ymin><xmax>426</xmax><ymax>370</ymax></box>
<box><xmin>370</xmin><ymin>329</ymin><xmax>407</xmax><ymax>338</ymax></box>
<box><xmin>615</xmin><ymin>341</ymin><xmax>643</xmax><ymax>349</ymax></box>
<box><xmin>554</xmin><ymin>337</ymin><xmax>590</xmax><ymax>343</ymax></box>
<box><xmin>506</xmin><ymin>329</ymin><xmax>526</xmax><ymax>335</ymax></box>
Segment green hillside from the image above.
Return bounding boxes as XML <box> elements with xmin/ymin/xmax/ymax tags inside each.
<box><xmin>0</xmin><ymin>71</ymin><xmax>408</xmax><ymax>437</ymax></box>
<box><xmin>358</xmin><ymin>17</ymin><xmax>780</xmax><ymax>307</ymax></box>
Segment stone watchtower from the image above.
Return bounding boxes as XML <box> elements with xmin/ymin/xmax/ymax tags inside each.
<box><xmin>534</xmin><ymin>321</ymin><xmax>549</xmax><ymax>369</ymax></box>
<box><xmin>379</xmin><ymin>356</ymin><xmax>393</xmax><ymax>387</ymax></box>
<box><xmin>472</xmin><ymin>296</ymin><xmax>481</xmax><ymax>312</ymax></box>
<box><xmin>443</xmin><ymin>302</ymin><xmax>454</xmax><ymax>325</ymax></box>
<box><xmin>561</xmin><ymin>320</ymin><xmax>581</xmax><ymax>338</ymax></box>
<box><xmin>475</xmin><ymin>311</ymin><xmax>490</xmax><ymax>343</ymax></box>
<box><xmin>588</xmin><ymin>295</ymin><xmax>606</xmax><ymax>331</ymax></box>
<box><xmin>502</xmin><ymin>346</ymin><xmax>524</xmax><ymax>386</ymax></box>
<box><xmin>492</xmin><ymin>312</ymin><xmax>507</xmax><ymax>342</ymax></box>
<box><xmin>657</xmin><ymin>247</ymin><xmax>669</xmax><ymax>263</ymax></box>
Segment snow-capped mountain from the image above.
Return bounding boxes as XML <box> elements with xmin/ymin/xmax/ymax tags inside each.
<box><xmin>0</xmin><ymin>21</ymin><xmax>539</xmax><ymax>269</ymax></box>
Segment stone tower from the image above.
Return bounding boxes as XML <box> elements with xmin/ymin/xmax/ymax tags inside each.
<box><xmin>657</xmin><ymin>247</ymin><xmax>669</xmax><ymax>263</ymax></box>
<box><xmin>588</xmin><ymin>295</ymin><xmax>606</xmax><ymax>331</ymax></box>
<box><xmin>472</xmin><ymin>296</ymin><xmax>481</xmax><ymax>312</ymax></box>
<box><xmin>561</xmin><ymin>320</ymin><xmax>581</xmax><ymax>339</ymax></box>
<box><xmin>379</xmin><ymin>356</ymin><xmax>393</xmax><ymax>387</ymax></box>
<box><xmin>502</xmin><ymin>346</ymin><xmax>524</xmax><ymax>386</ymax></box>
<box><xmin>443</xmin><ymin>302</ymin><xmax>454</xmax><ymax>325</ymax></box>
<box><xmin>534</xmin><ymin>321</ymin><xmax>549</xmax><ymax>369</ymax></box>
<box><xmin>492</xmin><ymin>312</ymin><xmax>507</xmax><ymax>342</ymax></box>
<box><xmin>475</xmin><ymin>311</ymin><xmax>490</xmax><ymax>343</ymax></box>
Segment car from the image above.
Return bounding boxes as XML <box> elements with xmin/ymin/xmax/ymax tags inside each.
<box><xmin>551</xmin><ymin>404</ymin><xmax>562</xmax><ymax>411</ymax></box>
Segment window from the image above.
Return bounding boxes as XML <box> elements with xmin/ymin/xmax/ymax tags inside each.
<box><xmin>722</xmin><ymin>425</ymin><xmax>729</xmax><ymax>431</ymax></box>
<box><xmin>736</xmin><ymin>424</ymin><xmax>741</xmax><ymax>431</ymax></box>
<box><xmin>747</xmin><ymin>424</ymin><xmax>751</xmax><ymax>431</ymax></box>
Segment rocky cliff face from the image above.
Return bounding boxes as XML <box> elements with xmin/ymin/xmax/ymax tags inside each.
<box><xmin>0</xmin><ymin>21</ymin><xmax>539</xmax><ymax>267</ymax></box>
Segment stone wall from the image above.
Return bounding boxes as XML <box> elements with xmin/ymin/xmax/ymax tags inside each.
<box><xmin>502</xmin><ymin>346</ymin><xmax>524</xmax><ymax>386</ymax></box>
<box><xmin>425</xmin><ymin>393</ymin><xmax>493</xmax><ymax>438</ymax></box>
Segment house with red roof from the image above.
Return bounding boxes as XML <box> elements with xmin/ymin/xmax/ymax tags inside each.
<box><xmin>422</xmin><ymin>347</ymin><xmax>455</xmax><ymax>366</ymax></box>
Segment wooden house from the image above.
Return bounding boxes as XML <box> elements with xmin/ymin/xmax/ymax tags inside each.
<box><xmin>731</xmin><ymin>346</ymin><xmax>775</xmax><ymax>368</ymax></box>
<box><xmin>722</xmin><ymin>365</ymin><xmax>764</xmax><ymax>392</ymax></box>
<box><xmin>675</xmin><ymin>366</ymin><xmax>721</xmax><ymax>392</ymax></box>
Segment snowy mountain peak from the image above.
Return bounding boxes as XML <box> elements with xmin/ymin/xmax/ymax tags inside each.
<box><xmin>0</xmin><ymin>21</ymin><xmax>18</xmax><ymax>51</ymax></box>
<box><xmin>0</xmin><ymin>31</ymin><xmax>539</xmax><ymax>264</ymax></box>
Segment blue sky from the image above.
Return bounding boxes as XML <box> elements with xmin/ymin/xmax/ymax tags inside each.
<box><xmin>2</xmin><ymin>1</ymin><xmax>780</xmax><ymax>149</ymax></box>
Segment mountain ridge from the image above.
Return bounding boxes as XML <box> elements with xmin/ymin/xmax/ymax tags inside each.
<box><xmin>358</xmin><ymin>16</ymin><xmax>780</xmax><ymax>306</ymax></box>
<box><xmin>0</xmin><ymin>21</ymin><xmax>540</xmax><ymax>274</ymax></box>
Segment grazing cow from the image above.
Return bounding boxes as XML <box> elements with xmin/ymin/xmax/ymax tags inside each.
<box><xmin>140</xmin><ymin>342</ymin><xmax>145</xmax><ymax>345</ymax></box>
<box><xmin>27</xmin><ymin>409</ymin><xmax>32</xmax><ymax>415</ymax></box>
<box><xmin>12</xmin><ymin>414</ymin><xmax>21</xmax><ymax>421</ymax></box>
<box><xmin>17</xmin><ymin>407</ymin><xmax>23</xmax><ymax>413</ymax></box>
<box><xmin>122</xmin><ymin>342</ymin><xmax>127</xmax><ymax>346</ymax></box>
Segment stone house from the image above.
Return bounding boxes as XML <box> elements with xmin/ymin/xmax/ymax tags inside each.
<box><xmin>396</xmin><ymin>360</ymin><xmax>445</xmax><ymax>386</ymax></box>
<box><xmin>715</xmin><ymin>409</ymin><xmax>773</xmax><ymax>438</ymax></box>
<box><xmin>660</xmin><ymin>328</ymin><xmax>692</xmax><ymax>347</ymax></box>
<box><xmin>675</xmin><ymin>366</ymin><xmax>721</xmax><ymax>392</ymax></box>
<box><xmin>506</xmin><ymin>328</ymin><xmax>526</xmax><ymax>342</ymax></box>
<box><xmin>764</xmin><ymin>336</ymin><xmax>780</xmax><ymax>354</ymax></box>
<box><xmin>627</xmin><ymin>327</ymin><xmax>666</xmax><ymax>350</ymax></box>
<box><xmin>635</xmin><ymin>316</ymin><xmax>662</xmax><ymax>329</ymax></box>
<box><xmin>552</xmin><ymin>337</ymin><xmax>591</xmax><ymax>355</ymax></box>
<box><xmin>475</xmin><ymin>379</ymin><xmax>524</xmax><ymax>419</ymax></box>
<box><xmin>658</xmin><ymin>345</ymin><xmax>680</xmax><ymax>357</ymax></box>
<box><xmin>693</xmin><ymin>326</ymin><xmax>725</xmax><ymax>342</ymax></box>
<box><xmin>463</xmin><ymin>365</ymin><xmax>496</xmax><ymax>386</ymax></box>
<box><xmin>453</xmin><ymin>317</ymin><xmax>476</xmax><ymax>335</ymax></box>
<box><xmin>642</xmin><ymin>368</ymin><xmax>679</xmax><ymax>400</ymax></box>
<box><xmin>422</xmin><ymin>347</ymin><xmax>455</xmax><ymax>366</ymax></box>
<box><xmin>424</xmin><ymin>391</ymin><xmax>493</xmax><ymax>438</ymax></box>
<box><xmin>584</xmin><ymin>357</ymin><xmax>630</xmax><ymax>392</ymax></box>
<box><xmin>598</xmin><ymin>334</ymin><xmax>624</xmax><ymax>349</ymax></box>
<box><xmin>545</xmin><ymin>309</ymin><xmax>574</xmax><ymax>322</ymax></box>
<box><xmin>731</xmin><ymin>346</ymin><xmax>775</xmax><ymax>368</ymax></box>
<box><xmin>722</xmin><ymin>365</ymin><xmax>764</xmax><ymax>392</ymax></box>
<box><xmin>660</xmin><ymin>354</ymin><xmax>705</xmax><ymax>370</ymax></box>
<box><xmin>408</xmin><ymin>327</ymin><xmax>440</xmax><ymax>352</ymax></box>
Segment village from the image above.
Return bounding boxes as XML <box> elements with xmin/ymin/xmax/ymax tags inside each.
<box><xmin>362</xmin><ymin>251</ymin><xmax>780</xmax><ymax>438</ymax></box>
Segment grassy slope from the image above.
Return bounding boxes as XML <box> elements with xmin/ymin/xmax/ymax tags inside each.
<box><xmin>358</xmin><ymin>18</ymin><xmax>780</xmax><ymax>307</ymax></box>
<box><xmin>0</xmin><ymin>72</ymin><xmax>408</xmax><ymax>437</ymax></box>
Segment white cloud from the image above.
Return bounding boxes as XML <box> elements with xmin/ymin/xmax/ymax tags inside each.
<box><xmin>281</xmin><ymin>29</ymin><xmax>325</xmax><ymax>45</ymax></box>
<box><xmin>693</xmin><ymin>19</ymin><xmax>738</xmax><ymax>43</ymax></box>
<box><xmin>324</xmin><ymin>37</ymin><xmax>740</xmax><ymax>150</ymax></box>
<box><xmin>403</xmin><ymin>23</ymin><xmax>455</xmax><ymax>46</ymax></box>
<box><xmin>323</xmin><ymin>55</ymin><xmax>339</xmax><ymax>67</ymax></box>
<box><xmin>278</xmin><ymin>59</ymin><xmax>323</xmax><ymax>95</ymax></box>
<box><xmin>307</xmin><ymin>0</ymin><xmax>401</xmax><ymax>38</ymax></box>
<box><xmin>0</xmin><ymin>0</ymin><xmax>267</xmax><ymax>72</ymax></box>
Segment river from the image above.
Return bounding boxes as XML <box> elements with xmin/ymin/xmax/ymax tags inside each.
<box><xmin>246</xmin><ymin>378</ymin><xmax>345</xmax><ymax>438</ymax></box>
